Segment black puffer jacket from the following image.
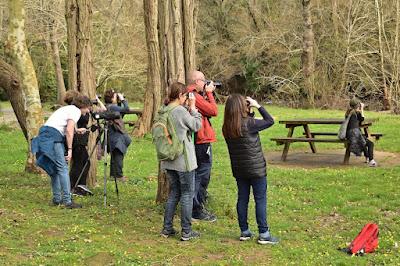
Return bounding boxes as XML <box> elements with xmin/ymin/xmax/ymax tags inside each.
<box><xmin>225</xmin><ymin>117</ymin><xmax>267</xmax><ymax>179</ymax></box>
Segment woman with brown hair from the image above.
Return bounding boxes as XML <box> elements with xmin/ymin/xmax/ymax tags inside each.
<box><xmin>159</xmin><ymin>82</ymin><xmax>202</xmax><ymax>241</ymax></box>
<box><xmin>222</xmin><ymin>94</ymin><xmax>278</xmax><ymax>245</ymax></box>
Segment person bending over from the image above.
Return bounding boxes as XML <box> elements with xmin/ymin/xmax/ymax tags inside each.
<box><xmin>222</xmin><ymin>94</ymin><xmax>279</xmax><ymax>245</ymax></box>
<box><xmin>160</xmin><ymin>82</ymin><xmax>202</xmax><ymax>241</ymax></box>
<box><xmin>32</xmin><ymin>95</ymin><xmax>92</xmax><ymax>208</ymax></box>
<box><xmin>103</xmin><ymin>89</ymin><xmax>132</xmax><ymax>182</ymax></box>
<box><xmin>345</xmin><ymin>98</ymin><xmax>377</xmax><ymax>167</ymax></box>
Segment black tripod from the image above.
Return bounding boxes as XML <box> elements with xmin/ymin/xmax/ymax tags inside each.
<box><xmin>72</xmin><ymin>119</ymin><xmax>119</xmax><ymax>207</ymax></box>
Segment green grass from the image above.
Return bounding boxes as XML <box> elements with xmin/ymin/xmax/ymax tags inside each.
<box><xmin>0</xmin><ymin>105</ymin><xmax>399</xmax><ymax>265</ymax></box>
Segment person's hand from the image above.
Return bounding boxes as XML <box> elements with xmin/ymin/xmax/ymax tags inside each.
<box><xmin>360</xmin><ymin>102</ymin><xmax>365</xmax><ymax>109</ymax></box>
<box><xmin>188</xmin><ymin>96</ymin><xmax>197</xmax><ymax>112</ymax></box>
<box><xmin>65</xmin><ymin>149</ymin><xmax>72</xmax><ymax>162</ymax></box>
<box><xmin>205</xmin><ymin>81</ymin><xmax>215</xmax><ymax>93</ymax></box>
<box><xmin>117</xmin><ymin>93</ymin><xmax>125</xmax><ymax>101</ymax></box>
<box><xmin>76</xmin><ymin>128</ymin><xmax>87</xmax><ymax>134</ymax></box>
<box><xmin>246</xmin><ymin>97</ymin><xmax>261</xmax><ymax>109</ymax></box>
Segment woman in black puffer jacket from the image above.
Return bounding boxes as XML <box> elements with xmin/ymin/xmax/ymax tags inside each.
<box><xmin>222</xmin><ymin>94</ymin><xmax>278</xmax><ymax>245</ymax></box>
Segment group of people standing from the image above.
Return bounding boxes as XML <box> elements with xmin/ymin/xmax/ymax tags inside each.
<box><xmin>159</xmin><ymin>71</ymin><xmax>279</xmax><ymax>244</ymax></box>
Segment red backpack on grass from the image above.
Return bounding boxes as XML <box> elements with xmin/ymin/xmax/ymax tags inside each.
<box><xmin>347</xmin><ymin>223</ymin><xmax>379</xmax><ymax>255</ymax></box>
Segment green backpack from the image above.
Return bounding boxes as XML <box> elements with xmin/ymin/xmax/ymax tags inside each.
<box><xmin>152</xmin><ymin>103</ymin><xmax>184</xmax><ymax>161</ymax></box>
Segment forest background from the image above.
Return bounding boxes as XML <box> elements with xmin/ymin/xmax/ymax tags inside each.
<box><xmin>1</xmin><ymin>0</ymin><xmax>400</xmax><ymax>111</ymax></box>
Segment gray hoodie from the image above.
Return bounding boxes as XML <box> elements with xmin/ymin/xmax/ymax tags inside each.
<box><xmin>161</xmin><ymin>105</ymin><xmax>202</xmax><ymax>172</ymax></box>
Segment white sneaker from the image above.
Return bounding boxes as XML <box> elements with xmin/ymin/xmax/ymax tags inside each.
<box><xmin>368</xmin><ymin>159</ymin><xmax>377</xmax><ymax>167</ymax></box>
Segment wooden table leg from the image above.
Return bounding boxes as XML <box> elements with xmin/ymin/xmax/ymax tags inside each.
<box><xmin>303</xmin><ymin>124</ymin><xmax>317</xmax><ymax>153</ymax></box>
<box><xmin>343</xmin><ymin>142</ymin><xmax>350</xmax><ymax>164</ymax></box>
<box><xmin>281</xmin><ymin>126</ymin><xmax>294</xmax><ymax>161</ymax></box>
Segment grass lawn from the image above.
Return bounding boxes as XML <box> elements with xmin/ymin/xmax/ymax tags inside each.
<box><xmin>0</xmin><ymin>104</ymin><xmax>399</xmax><ymax>265</ymax></box>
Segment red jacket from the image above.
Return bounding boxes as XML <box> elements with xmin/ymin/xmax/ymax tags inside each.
<box><xmin>187</xmin><ymin>84</ymin><xmax>218</xmax><ymax>144</ymax></box>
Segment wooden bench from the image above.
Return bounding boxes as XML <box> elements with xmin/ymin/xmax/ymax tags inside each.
<box><xmin>123</xmin><ymin>108</ymin><xmax>143</xmax><ymax>127</ymax></box>
<box><xmin>304</xmin><ymin>132</ymin><xmax>384</xmax><ymax>140</ymax></box>
<box><xmin>270</xmin><ymin>137</ymin><xmax>350</xmax><ymax>163</ymax></box>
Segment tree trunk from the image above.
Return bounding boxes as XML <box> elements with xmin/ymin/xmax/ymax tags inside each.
<box><xmin>137</xmin><ymin>0</ymin><xmax>198</xmax><ymax>202</ymax></box>
<box><xmin>0</xmin><ymin>58</ymin><xmax>27</xmax><ymax>140</ymax></box>
<box><xmin>183</xmin><ymin>0</ymin><xmax>198</xmax><ymax>76</ymax></box>
<box><xmin>394</xmin><ymin>0</ymin><xmax>400</xmax><ymax>111</ymax></box>
<box><xmin>49</xmin><ymin>20</ymin><xmax>67</xmax><ymax>105</ymax></box>
<box><xmin>65</xmin><ymin>0</ymin><xmax>98</xmax><ymax>186</ymax></box>
<box><xmin>6</xmin><ymin>0</ymin><xmax>44</xmax><ymax>173</ymax></box>
<box><xmin>332</xmin><ymin>0</ymin><xmax>339</xmax><ymax>37</ymax></box>
<box><xmin>301</xmin><ymin>0</ymin><xmax>316</xmax><ymax>106</ymax></box>
<box><xmin>375</xmin><ymin>0</ymin><xmax>391</xmax><ymax>110</ymax></box>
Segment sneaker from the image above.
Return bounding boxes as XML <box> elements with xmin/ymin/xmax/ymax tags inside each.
<box><xmin>63</xmin><ymin>202</ymin><xmax>82</xmax><ymax>209</ymax></box>
<box><xmin>368</xmin><ymin>159</ymin><xmax>377</xmax><ymax>167</ymax></box>
<box><xmin>192</xmin><ymin>210</ymin><xmax>217</xmax><ymax>222</ymax></box>
<box><xmin>258</xmin><ymin>232</ymin><xmax>279</xmax><ymax>245</ymax></box>
<box><xmin>160</xmin><ymin>228</ymin><xmax>177</xmax><ymax>238</ymax></box>
<box><xmin>239</xmin><ymin>230</ymin><xmax>253</xmax><ymax>241</ymax></box>
<box><xmin>50</xmin><ymin>200</ymin><xmax>61</xmax><ymax>206</ymax></box>
<box><xmin>76</xmin><ymin>185</ymin><xmax>94</xmax><ymax>196</ymax></box>
<box><xmin>181</xmin><ymin>230</ymin><xmax>200</xmax><ymax>241</ymax></box>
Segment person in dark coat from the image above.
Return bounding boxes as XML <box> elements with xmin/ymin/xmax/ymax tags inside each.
<box><xmin>345</xmin><ymin>98</ymin><xmax>377</xmax><ymax>167</ymax></box>
<box><xmin>222</xmin><ymin>94</ymin><xmax>279</xmax><ymax>245</ymax></box>
<box><xmin>104</xmin><ymin>89</ymin><xmax>132</xmax><ymax>182</ymax></box>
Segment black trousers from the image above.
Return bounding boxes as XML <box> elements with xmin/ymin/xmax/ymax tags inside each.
<box><xmin>110</xmin><ymin>149</ymin><xmax>124</xmax><ymax>178</ymax></box>
<box><xmin>70</xmin><ymin>145</ymin><xmax>89</xmax><ymax>188</ymax></box>
<box><xmin>363</xmin><ymin>138</ymin><xmax>374</xmax><ymax>161</ymax></box>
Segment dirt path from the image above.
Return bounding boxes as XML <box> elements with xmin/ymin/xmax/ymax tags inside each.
<box><xmin>267</xmin><ymin>149</ymin><xmax>400</xmax><ymax>168</ymax></box>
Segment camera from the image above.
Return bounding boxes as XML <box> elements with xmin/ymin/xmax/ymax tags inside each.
<box><xmin>91</xmin><ymin>110</ymin><xmax>120</xmax><ymax>121</ymax></box>
<box><xmin>188</xmin><ymin>92</ymin><xmax>195</xmax><ymax>99</ymax></box>
<box><xmin>91</xmin><ymin>94</ymin><xmax>102</xmax><ymax>105</ymax></box>
<box><xmin>205</xmin><ymin>80</ymin><xmax>222</xmax><ymax>88</ymax></box>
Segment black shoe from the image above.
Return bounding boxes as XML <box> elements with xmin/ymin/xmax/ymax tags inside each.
<box><xmin>50</xmin><ymin>200</ymin><xmax>61</xmax><ymax>206</ymax></box>
<box><xmin>73</xmin><ymin>185</ymin><xmax>93</xmax><ymax>196</ymax></box>
<box><xmin>63</xmin><ymin>202</ymin><xmax>82</xmax><ymax>209</ymax></box>
<box><xmin>181</xmin><ymin>231</ymin><xmax>200</xmax><ymax>241</ymax></box>
<box><xmin>192</xmin><ymin>210</ymin><xmax>217</xmax><ymax>222</ymax></box>
<box><xmin>160</xmin><ymin>228</ymin><xmax>177</xmax><ymax>238</ymax></box>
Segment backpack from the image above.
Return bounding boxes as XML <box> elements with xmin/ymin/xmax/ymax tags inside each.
<box><xmin>152</xmin><ymin>103</ymin><xmax>184</xmax><ymax>161</ymax></box>
<box><xmin>347</xmin><ymin>223</ymin><xmax>379</xmax><ymax>255</ymax></box>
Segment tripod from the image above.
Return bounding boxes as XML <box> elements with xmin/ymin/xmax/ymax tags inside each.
<box><xmin>72</xmin><ymin>119</ymin><xmax>119</xmax><ymax>207</ymax></box>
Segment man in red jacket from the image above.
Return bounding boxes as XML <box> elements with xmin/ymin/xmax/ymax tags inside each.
<box><xmin>187</xmin><ymin>71</ymin><xmax>218</xmax><ymax>222</ymax></box>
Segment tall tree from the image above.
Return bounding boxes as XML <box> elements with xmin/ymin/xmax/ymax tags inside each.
<box><xmin>6</xmin><ymin>0</ymin><xmax>44</xmax><ymax>173</ymax></box>
<box><xmin>65</xmin><ymin>0</ymin><xmax>98</xmax><ymax>186</ymax></box>
<box><xmin>137</xmin><ymin>0</ymin><xmax>198</xmax><ymax>202</ymax></box>
<box><xmin>301</xmin><ymin>0</ymin><xmax>316</xmax><ymax>107</ymax></box>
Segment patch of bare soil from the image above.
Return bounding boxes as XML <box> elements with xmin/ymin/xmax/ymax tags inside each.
<box><xmin>267</xmin><ymin>149</ymin><xmax>400</xmax><ymax>168</ymax></box>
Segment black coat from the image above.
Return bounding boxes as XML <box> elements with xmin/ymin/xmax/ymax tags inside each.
<box><xmin>225</xmin><ymin>117</ymin><xmax>267</xmax><ymax>179</ymax></box>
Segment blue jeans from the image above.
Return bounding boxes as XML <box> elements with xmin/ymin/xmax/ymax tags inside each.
<box><xmin>50</xmin><ymin>142</ymin><xmax>72</xmax><ymax>204</ymax></box>
<box><xmin>193</xmin><ymin>143</ymin><xmax>212</xmax><ymax>215</ymax></box>
<box><xmin>236</xmin><ymin>176</ymin><xmax>268</xmax><ymax>234</ymax></box>
<box><xmin>163</xmin><ymin>170</ymin><xmax>195</xmax><ymax>233</ymax></box>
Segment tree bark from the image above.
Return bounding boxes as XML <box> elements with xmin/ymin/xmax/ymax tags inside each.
<box><xmin>301</xmin><ymin>0</ymin><xmax>316</xmax><ymax>106</ymax></box>
<box><xmin>49</xmin><ymin>20</ymin><xmax>67</xmax><ymax>105</ymax></box>
<box><xmin>65</xmin><ymin>0</ymin><xmax>98</xmax><ymax>186</ymax></box>
<box><xmin>375</xmin><ymin>0</ymin><xmax>391</xmax><ymax>110</ymax></box>
<box><xmin>183</xmin><ymin>0</ymin><xmax>198</xmax><ymax>77</ymax></box>
<box><xmin>6</xmin><ymin>0</ymin><xmax>44</xmax><ymax>173</ymax></box>
<box><xmin>0</xmin><ymin>58</ymin><xmax>27</xmax><ymax>140</ymax></box>
<box><xmin>137</xmin><ymin>0</ymin><xmax>198</xmax><ymax>202</ymax></box>
<box><xmin>332</xmin><ymin>0</ymin><xmax>339</xmax><ymax>37</ymax></box>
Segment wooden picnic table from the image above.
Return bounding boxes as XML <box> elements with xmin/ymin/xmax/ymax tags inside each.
<box><xmin>271</xmin><ymin>118</ymin><xmax>381</xmax><ymax>164</ymax></box>
<box><xmin>123</xmin><ymin>108</ymin><xmax>143</xmax><ymax>127</ymax></box>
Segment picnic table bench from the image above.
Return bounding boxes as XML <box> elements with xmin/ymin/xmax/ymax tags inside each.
<box><xmin>270</xmin><ymin>118</ymin><xmax>383</xmax><ymax>164</ymax></box>
<box><xmin>123</xmin><ymin>108</ymin><xmax>143</xmax><ymax>127</ymax></box>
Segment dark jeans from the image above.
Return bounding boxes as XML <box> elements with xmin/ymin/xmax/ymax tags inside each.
<box><xmin>110</xmin><ymin>149</ymin><xmax>124</xmax><ymax>178</ymax></box>
<box><xmin>163</xmin><ymin>170</ymin><xmax>195</xmax><ymax>233</ymax></box>
<box><xmin>236</xmin><ymin>176</ymin><xmax>269</xmax><ymax>234</ymax></box>
<box><xmin>193</xmin><ymin>143</ymin><xmax>212</xmax><ymax>216</ymax></box>
<box><xmin>363</xmin><ymin>138</ymin><xmax>374</xmax><ymax>160</ymax></box>
<box><xmin>70</xmin><ymin>145</ymin><xmax>89</xmax><ymax>188</ymax></box>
